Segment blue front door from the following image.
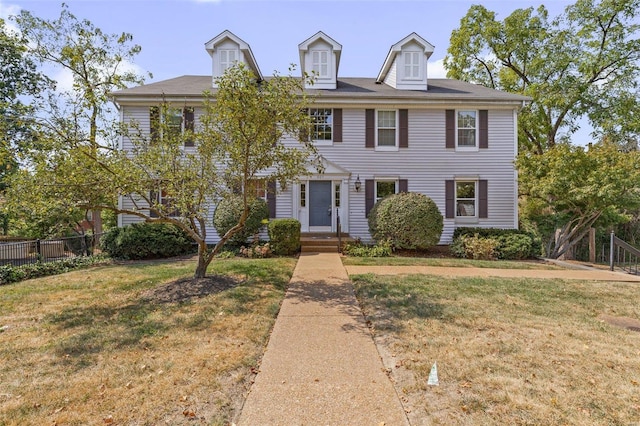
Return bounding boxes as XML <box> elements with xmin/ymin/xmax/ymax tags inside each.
<box><xmin>309</xmin><ymin>181</ymin><xmax>332</xmax><ymax>227</ymax></box>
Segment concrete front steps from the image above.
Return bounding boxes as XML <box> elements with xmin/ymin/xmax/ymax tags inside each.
<box><xmin>300</xmin><ymin>233</ymin><xmax>354</xmax><ymax>253</ymax></box>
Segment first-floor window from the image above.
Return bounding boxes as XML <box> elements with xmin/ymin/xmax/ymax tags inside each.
<box><xmin>249</xmin><ymin>179</ymin><xmax>268</xmax><ymax>201</ymax></box>
<box><xmin>376</xmin><ymin>180</ymin><xmax>397</xmax><ymax>203</ymax></box>
<box><xmin>300</xmin><ymin>183</ymin><xmax>306</xmax><ymax>207</ymax></box>
<box><xmin>151</xmin><ymin>188</ymin><xmax>179</xmax><ymax>217</ymax></box>
<box><xmin>456</xmin><ymin>181</ymin><xmax>476</xmax><ymax>217</ymax></box>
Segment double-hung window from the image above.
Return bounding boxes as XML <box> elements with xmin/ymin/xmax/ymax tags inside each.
<box><xmin>457</xmin><ymin>110</ymin><xmax>477</xmax><ymax>148</ymax></box>
<box><xmin>375</xmin><ymin>180</ymin><xmax>397</xmax><ymax>203</ymax></box>
<box><xmin>150</xmin><ymin>106</ymin><xmax>195</xmax><ymax>147</ymax></box>
<box><xmin>404</xmin><ymin>51</ymin><xmax>421</xmax><ymax>79</ymax></box>
<box><xmin>456</xmin><ymin>181</ymin><xmax>477</xmax><ymax>217</ymax></box>
<box><xmin>377</xmin><ymin>110</ymin><xmax>397</xmax><ymax>149</ymax></box>
<box><xmin>312</xmin><ymin>50</ymin><xmax>329</xmax><ymax>78</ymax></box>
<box><xmin>309</xmin><ymin>108</ymin><xmax>332</xmax><ymax>142</ymax></box>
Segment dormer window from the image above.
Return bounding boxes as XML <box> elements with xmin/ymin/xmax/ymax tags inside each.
<box><xmin>219</xmin><ymin>49</ymin><xmax>238</xmax><ymax>73</ymax></box>
<box><xmin>404</xmin><ymin>51</ymin><xmax>421</xmax><ymax>79</ymax></box>
<box><xmin>312</xmin><ymin>50</ymin><xmax>329</xmax><ymax>78</ymax></box>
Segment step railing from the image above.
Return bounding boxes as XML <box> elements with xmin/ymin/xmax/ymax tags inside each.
<box><xmin>610</xmin><ymin>232</ymin><xmax>640</xmax><ymax>275</ymax></box>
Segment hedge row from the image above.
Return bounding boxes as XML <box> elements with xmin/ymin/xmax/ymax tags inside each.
<box><xmin>0</xmin><ymin>255</ymin><xmax>110</xmax><ymax>286</ymax></box>
<box><xmin>100</xmin><ymin>223</ymin><xmax>195</xmax><ymax>260</ymax></box>
<box><xmin>451</xmin><ymin>227</ymin><xmax>541</xmax><ymax>260</ymax></box>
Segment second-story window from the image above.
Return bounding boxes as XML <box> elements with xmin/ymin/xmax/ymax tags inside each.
<box><xmin>457</xmin><ymin>110</ymin><xmax>477</xmax><ymax>148</ymax></box>
<box><xmin>312</xmin><ymin>50</ymin><xmax>329</xmax><ymax>78</ymax></box>
<box><xmin>150</xmin><ymin>106</ymin><xmax>194</xmax><ymax>147</ymax></box>
<box><xmin>310</xmin><ymin>108</ymin><xmax>332</xmax><ymax>141</ymax></box>
<box><xmin>377</xmin><ymin>110</ymin><xmax>397</xmax><ymax>148</ymax></box>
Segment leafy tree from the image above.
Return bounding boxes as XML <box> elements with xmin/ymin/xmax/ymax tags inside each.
<box><xmin>517</xmin><ymin>143</ymin><xmax>640</xmax><ymax>258</ymax></box>
<box><xmin>12</xmin><ymin>4</ymin><xmax>150</xmax><ymax>234</ymax></box>
<box><xmin>445</xmin><ymin>0</ymin><xmax>640</xmax><ymax>153</ymax></box>
<box><xmin>17</xmin><ymin>64</ymin><xmax>317</xmax><ymax>278</ymax></box>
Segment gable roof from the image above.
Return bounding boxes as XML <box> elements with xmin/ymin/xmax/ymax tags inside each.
<box><xmin>204</xmin><ymin>30</ymin><xmax>263</xmax><ymax>81</ymax></box>
<box><xmin>298</xmin><ymin>31</ymin><xmax>343</xmax><ymax>76</ymax></box>
<box><xmin>376</xmin><ymin>32</ymin><xmax>435</xmax><ymax>83</ymax></box>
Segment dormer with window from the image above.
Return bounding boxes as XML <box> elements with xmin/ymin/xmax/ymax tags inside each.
<box><xmin>376</xmin><ymin>32</ymin><xmax>434</xmax><ymax>91</ymax></box>
<box><xmin>205</xmin><ymin>30</ymin><xmax>262</xmax><ymax>88</ymax></box>
<box><xmin>298</xmin><ymin>32</ymin><xmax>342</xmax><ymax>90</ymax></box>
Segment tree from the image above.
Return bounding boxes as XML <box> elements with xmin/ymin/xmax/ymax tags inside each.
<box><xmin>15</xmin><ymin>64</ymin><xmax>317</xmax><ymax>278</ymax></box>
<box><xmin>517</xmin><ymin>143</ymin><xmax>640</xmax><ymax>258</ymax></box>
<box><xmin>12</xmin><ymin>4</ymin><xmax>150</xmax><ymax>234</ymax></box>
<box><xmin>445</xmin><ymin>0</ymin><xmax>640</xmax><ymax>153</ymax></box>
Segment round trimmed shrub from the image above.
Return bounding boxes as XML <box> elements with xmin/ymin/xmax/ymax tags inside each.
<box><xmin>368</xmin><ymin>192</ymin><xmax>443</xmax><ymax>250</ymax></box>
<box><xmin>268</xmin><ymin>218</ymin><xmax>301</xmax><ymax>255</ymax></box>
<box><xmin>100</xmin><ymin>222</ymin><xmax>194</xmax><ymax>260</ymax></box>
<box><xmin>213</xmin><ymin>195</ymin><xmax>269</xmax><ymax>247</ymax></box>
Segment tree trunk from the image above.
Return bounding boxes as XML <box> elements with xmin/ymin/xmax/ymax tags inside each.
<box><xmin>194</xmin><ymin>241</ymin><xmax>214</xmax><ymax>279</ymax></box>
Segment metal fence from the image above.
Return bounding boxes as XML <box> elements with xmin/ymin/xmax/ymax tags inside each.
<box><xmin>610</xmin><ymin>232</ymin><xmax>640</xmax><ymax>275</ymax></box>
<box><xmin>0</xmin><ymin>234</ymin><xmax>102</xmax><ymax>267</ymax></box>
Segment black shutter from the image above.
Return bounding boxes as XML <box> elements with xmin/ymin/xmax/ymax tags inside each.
<box><xmin>184</xmin><ymin>107</ymin><xmax>194</xmax><ymax>147</ymax></box>
<box><xmin>365</xmin><ymin>179</ymin><xmax>374</xmax><ymax>217</ymax></box>
<box><xmin>399</xmin><ymin>179</ymin><xmax>408</xmax><ymax>193</ymax></box>
<box><xmin>267</xmin><ymin>181</ymin><xmax>277</xmax><ymax>218</ymax></box>
<box><xmin>333</xmin><ymin>109</ymin><xmax>342</xmax><ymax>143</ymax></box>
<box><xmin>479</xmin><ymin>180</ymin><xmax>488</xmax><ymax>218</ymax></box>
<box><xmin>150</xmin><ymin>106</ymin><xmax>160</xmax><ymax>143</ymax></box>
<box><xmin>399</xmin><ymin>109</ymin><xmax>408</xmax><ymax>148</ymax></box>
<box><xmin>445</xmin><ymin>180</ymin><xmax>455</xmax><ymax>219</ymax></box>
<box><xmin>365</xmin><ymin>109</ymin><xmax>375</xmax><ymax>148</ymax></box>
<box><xmin>479</xmin><ymin>110</ymin><xmax>488</xmax><ymax>149</ymax></box>
<box><xmin>445</xmin><ymin>110</ymin><xmax>455</xmax><ymax>149</ymax></box>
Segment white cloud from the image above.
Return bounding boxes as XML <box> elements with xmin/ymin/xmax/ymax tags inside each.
<box><xmin>0</xmin><ymin>0</ymin><xmax>21</xmax><ymax>34</ymax></box>
<box><xmin>428</xmin><ymin>58</ymin><xmax>448</xmax><ymax>79</ymax></box>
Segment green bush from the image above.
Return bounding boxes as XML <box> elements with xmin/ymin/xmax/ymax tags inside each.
<box><xmin>0</xmin><ymin>255</ymin><xmax>110</xmax><ymax>286</ymax></box>
<box><xmin>100</xmin><ymin>222</ymin><xmax>194</xmax><ymax>260</ymax></box>
<box><xmin>368</xmin><ymin>192</ymin><xmax>443</xmax><ymax>250</ymax></box>
<box><xmin>213</xmin><ymin>195</ymin><xmax>269</xmax><ymax>248</ymax></box>
<box><xmin>451</xmin><ymin>227</ymin><xmax>539</xmax><ymax>260</ymax></box>
<box><xmin>268</xmin><ymin>219</ymin><xmax>300</xmax><ymax>255</ymax></box>
<box><xmin>343</xmin><ymin>240</ymin><xmax>392</xmax><ymax>257</ymax></box>
<box><xmin>451</xmin><ymin>234</ymin><xmax>499</xmax><ymax>260</ymax></box>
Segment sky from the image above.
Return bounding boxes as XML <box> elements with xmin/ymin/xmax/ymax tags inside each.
<box><xmin>1</xmin><ymin>0</ymin><xmax>594</xmax><ymax>142</ymax></box>
<box><xmin>1</xmin><ymin>0</ymin><xmax>582</xmax><ymax>81</ymax></box>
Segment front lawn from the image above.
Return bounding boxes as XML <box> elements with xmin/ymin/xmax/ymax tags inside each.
<box><xmin>353</xmin><ymin>273</ymin><xmax>640</xmax><ymax>425</ymax></box>
<box><xmin>0</xmin><ymin>257</ymin><xmax>296</xmax><ymax>425</ymax></box>
<box><xmin>342</xmin><ymin>255</ymin><xmax>561</xmax><ymax>269</ymax></box>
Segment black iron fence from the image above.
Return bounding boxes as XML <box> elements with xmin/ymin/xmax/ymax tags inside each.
<box><xmin>0</xmin><ymin>234</ymin><xmax>102</xmax><ymax>267</ymax></box>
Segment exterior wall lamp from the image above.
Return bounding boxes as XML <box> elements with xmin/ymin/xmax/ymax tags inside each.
<box><xmin>354</xmin><ymin>175</ymin><xmax>361</xmax><ymax>192</ymax></box>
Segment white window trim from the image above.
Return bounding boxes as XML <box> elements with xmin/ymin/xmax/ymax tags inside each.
<box><xmin>455</xmin><ymin>179</ymin><xmax>479</xmax><ymax>222</ymax></box>
<box><xmin>311</xmin><ymin>50</ymin><xmax>330</xmax><ymax>79</ymax></box>
<box><xmin>374</xmin><ymin>178</ymin><xmax>399</xmax><ymax>203</ymax></box>
<box><xmin>456</xmin><ymin>109</ymin><xmax>479</xmax><ymax>152</ymax></box>
<box><xmin>375</xmin><ymin>109</ymin><xmax>399</xmax><ymax>151</ymax></box>
<box><xmin>309</xmin><ymin>108</ymin><xmax>333</xmax><ymax>146</ymax></box>
<box><xmin>403</xmin><ymin>50</ymin><xmax>422</xmax><ymax>80</ymax></box>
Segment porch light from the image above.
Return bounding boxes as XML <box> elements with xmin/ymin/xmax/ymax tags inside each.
<box><xmin>354</xmin><ymin>175</ymin><xmax>361</xmax><ymax>192</ymax></box>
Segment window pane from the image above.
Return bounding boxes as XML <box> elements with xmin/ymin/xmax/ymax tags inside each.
<box><xmin>456</xmin><ymin>181</ymin><xmax>476</xmax><ymax>217</ymax></box>
<box><xmin>376</xmin><ymin>181</ymin><xmax>396</xmax><ymax>200</ymax></box>
<box><xmin>457</xmin><ymin>200</ymin><xmax>475</xmax><ymax>216</ymax></box>
<box><xmin>458</xmin><ymin>129</ymin><xmax>476</xmax><ymax>146</ymax></box>
<box><xmin>167</xmin><ymin>110</ymin><xmax>182</xmax><ymax>138</ymax></box>
<box><xmin>378</xmin><ymin>110</ymin><xmax>396</xmax><ymax>128</ymax></box>
<box><xmin>456</xmin><ymin>182</ymin><xmax>475</xmax><ymax>198</ymax></box>
<box><xmin>300</xmin><ymin>184</ymin><xmax>306</xmax><ymax>207</ymax></box>
<box><xmin>458</xmin><ymin>111</ymin><xmax>476</xmax><ymax>128</ymax></box>
<box><xmin>310</xmin><ymin>108</ymin><xmax>332</xmax><ymax>141</ymax></box>
<box><xmin>378</xmin><ymin>129</ymin><xmax>396</xmax><ymax>146</ymax></box>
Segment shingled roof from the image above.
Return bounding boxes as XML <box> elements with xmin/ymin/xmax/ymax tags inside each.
<box><xmin>111</xmin><ymin>75</ymin><xmax>530</xmax><ymax>104</ymax></box>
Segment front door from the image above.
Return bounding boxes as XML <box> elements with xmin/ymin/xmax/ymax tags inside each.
<box><xmin>309</xmin><ymin>181</ymin><xmax>332</xmax><ymax>229</ymax></box>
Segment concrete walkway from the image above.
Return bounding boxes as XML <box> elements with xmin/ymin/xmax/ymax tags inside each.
<box><xmin>237</xmin><ymin>253</ymin><xmax>409</xmax><ymax>425</ymax></box>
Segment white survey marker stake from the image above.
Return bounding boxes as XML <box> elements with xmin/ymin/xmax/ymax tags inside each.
<box><xmin>427</xmin><ymin>362</ymin><xmax>439</xmax><ymax>386</ymax></box>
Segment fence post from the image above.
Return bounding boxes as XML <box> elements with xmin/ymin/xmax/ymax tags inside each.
<box><xmin>588</xmin><ymin>228</ymin><xmax>596</xmax><ymax>263</ymax></box>
<box><xmin>36</xmin><ymin>239</ymin><xmax>42</xmax><ymax>260</ymax></box>
<box><xmin>610</xmin><ymin>231</ymin><xmax>615</xmax><ymax>271</ymax></box>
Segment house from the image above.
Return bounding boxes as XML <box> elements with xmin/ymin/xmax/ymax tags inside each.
<box><xmin>112</xmin><ymin>30</ymin><xmax>528</xmax><ymax>245</ymax></box>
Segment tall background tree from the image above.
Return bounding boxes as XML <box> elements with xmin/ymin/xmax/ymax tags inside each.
<box><xmin>12</xmin><ymin>64</ymin><xmax>318</xmax><ymax>278</ymax></box>
<box><xmin>11</xmin><ymin>3</ymin><xmax>150</xmax><ymax>235</ymax></box>
<box><xmin>445</xmin><ymin>0</ymin><xmax>640</xmax><ymax>154</ymax></box>
<box><xmin>446</xmin><ymin>0</ymin><xmax>640</xmax><ymax>258</ymax></box>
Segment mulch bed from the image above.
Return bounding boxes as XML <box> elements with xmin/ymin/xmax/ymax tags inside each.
<box><xmin>142</xmin><ymin>274</ymin><xmax>241</xmax><ymax>304</ymax></box>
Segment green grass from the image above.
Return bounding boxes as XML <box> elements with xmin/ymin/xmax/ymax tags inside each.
<box><xmin>342</xmin><ymin>255</ymin><xmax>561</xmax><ymax>269</ymax></box>
<box><xmin>353</xmin><ymin>273</ymin><xmax>640</xmax><ymax>425</ymax></box>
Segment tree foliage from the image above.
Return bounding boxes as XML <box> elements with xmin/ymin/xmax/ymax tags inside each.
<box><xmin>445</xmin><ymin>0</ymin><xmax>640</xmax><ymax>153</ymax></box>
<box><xmin>15</xmin><ymin>64</ymin><xmax>317</xmax><ymax>278</ymax></box>
<box><xmin>517</xmin><ymin>143</ymin><xmax>640</xmax><ymax>258</ymax></box>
